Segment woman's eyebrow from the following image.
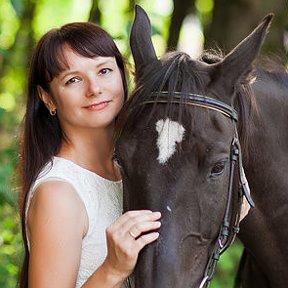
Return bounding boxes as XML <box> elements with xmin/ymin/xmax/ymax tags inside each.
<box><xmin>59</xmin><ymin>59</ymin><xmax>116</xmax><ymax>81</ymax></box>
<box><xmin>59</xmin><ymin>70</ymin><xmax>79</xmax><ymax>81</ymax></box>
<box><xmin>94</xmin><ymin>58</ymin><xmax>116</xmax><ymax>66</ymax></box>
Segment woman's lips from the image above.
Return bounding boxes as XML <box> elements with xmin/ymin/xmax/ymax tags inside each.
<box><xmin>84</xmin><ymin>101</ymin><xmax>111</xmax><ymax>111</ymax></box>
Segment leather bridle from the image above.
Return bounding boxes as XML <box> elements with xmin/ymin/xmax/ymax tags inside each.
<box><xmin>138</xmin><ymin>91</ymin><xmax>255</xmax><ymax>288</ymax></box>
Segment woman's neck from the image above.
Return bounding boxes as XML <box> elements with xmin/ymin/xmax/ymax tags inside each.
<box><xmin>57</xmin><ymin>127</ymin><xmax>120</xmax><ymax>181</ymax></box>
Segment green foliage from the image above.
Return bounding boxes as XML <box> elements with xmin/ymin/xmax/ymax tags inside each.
<box><xmin>0</xmin><ymin>203</ymin><xmax>23</xmax><ymax>288</ymax></box>
<box><xmin>211</xmin><ymin>241</ymin><xmax>243</xmax><ymax>288</ymax></box>
<box><xmin>195</xmin><ymin>0</ymin><xmax>214</xmax><ymax>27</ymax></box>
<box><xmin>195</xmin><ymin>0</ymin><xmax>214</xmax><ymax>14</ymax></box>
<box><xmin>0</xmin><ymin>106</ymin><xmax>20</xmax><ymax>286</ymax></box>
<box><xmin>0</xmin><ymin>147</ymin><xmax>18</xmax><ymax>206</ymax></box>
<box><xmin>33</xmin><ymin>0</ymin><xmax>92</xmax><ymax>39</ymax></box>
<box><xmin>0</xmin><ymin>0</ymin><xmax>19</xmax><ymax>50</ymax></box>
<box><xmin>0</xmin><ymin>108</ymin><xmax>19</xmax><ymax>207</ymax></box>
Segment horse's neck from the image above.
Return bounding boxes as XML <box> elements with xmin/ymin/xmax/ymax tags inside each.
<box><xmin>240</xmin><ymin>68</ymin><xmax>288</xmax><ymax>280</ymax></box>
<box><xmin>253</xmin><ymin>68</ymin><xmax>288</xmax><ymax>106</ymax></box>
<box><xmin>246</xmin><ymin>66</ymin><xmax>288</xmax><ymax>194</ymax></box>
<box><xmin>252</xmin><ymin>68</ymin><xmax>288</xmax><ymax>124</ymax></box>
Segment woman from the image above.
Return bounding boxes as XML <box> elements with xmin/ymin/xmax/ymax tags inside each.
<box><xmin>18</xmin><ymin>22</ymin><xmax>161</xmax><ymax>288</ymax></box>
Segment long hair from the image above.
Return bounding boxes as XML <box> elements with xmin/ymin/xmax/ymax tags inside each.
<box><xmin>18</xmin><ymin>22</ymin><xmax>128</xmax><ymax>288</ymax></box>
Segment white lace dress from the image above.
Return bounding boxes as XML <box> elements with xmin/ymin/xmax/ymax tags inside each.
<box><xmin>25</xmin><ymin>156</ymin><xmax>130</xmax><ymax>288</ymax></box>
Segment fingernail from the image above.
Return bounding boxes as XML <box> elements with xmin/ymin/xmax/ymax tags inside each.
<box><xmin>154</xmin><ymin>232</ymin><xmax>160</xmax><ymax>238</ymax></box>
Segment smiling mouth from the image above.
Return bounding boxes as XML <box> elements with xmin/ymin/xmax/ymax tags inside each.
<box><xmin>84</xmin><ymin>101</ymin><xmax>111</xmax><ymax>111</ymax></box>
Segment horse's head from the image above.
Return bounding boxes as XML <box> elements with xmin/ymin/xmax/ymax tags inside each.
<box><xmin>115</xmin><ymin>5</ymin><xmax>272</xmax><ymax>287</ymax></box>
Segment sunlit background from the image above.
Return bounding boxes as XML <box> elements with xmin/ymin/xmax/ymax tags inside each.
<box><xmin>0</xmin><ymin>0</ymin><xmax>215</xmax><ymax>112</ymax></box>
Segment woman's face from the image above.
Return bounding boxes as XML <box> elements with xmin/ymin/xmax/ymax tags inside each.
<box><xmin>43</xmin><ymin>45</ymin><xmax>124</xmax><ymax>133</ymax></box>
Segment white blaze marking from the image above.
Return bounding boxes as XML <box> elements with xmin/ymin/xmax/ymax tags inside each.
<box><xmin>156</xmin><ymin>118</ymin><xmax>185</xmax><ymax>164</ymax></box>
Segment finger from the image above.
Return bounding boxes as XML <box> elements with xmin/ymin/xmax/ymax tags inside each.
<box><xmin>136</xmin><ymin>232</ymin><xmax>160</xmax><ymax>249</ymax></box>
<box><xmin>122</xmin><ymin>211</ymin><xmax>161</xmax><ymax>231</ymax></box>
<box><xmin>128</xmin><ymin>220</ymin><xmax>161</xmax><ymax>239</ymax></box>
<box><xmin>108</xmin><ymin>211</ymin><xmax>161</xmax><ymax>243</ymax></box>
<box><xmin>111</xmin><ymin>210</ymin><xmax>154</xmax><ymax>227</ymax></box>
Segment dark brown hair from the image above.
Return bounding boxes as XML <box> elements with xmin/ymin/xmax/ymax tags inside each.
<box><xmin>18</xmin><ymin>22</ymin><xmax>128</xmax><ymax>288</ymax></box>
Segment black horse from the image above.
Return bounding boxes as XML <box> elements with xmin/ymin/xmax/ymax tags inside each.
<box><xmin>115</xmin><ymin>5</ymin><xmax>288</xmax><ymax>288</ymax></box>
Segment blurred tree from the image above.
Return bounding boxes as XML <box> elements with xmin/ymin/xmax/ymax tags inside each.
<box><xmin>204</xmin><ymin>0</ymin><xmax>288</xmax><ymax>57</ymax></box>
<box><xmin>165</xmin><ymin>0</ymin><xmax>287</xmax><ymax>60</ymax></box>
<box><xmin>0</xmin><ymin>0</ymin><xmax>36</xmax><ymax>116</ymax></box>
<box><xmin>1</xmin><ymin>0</ymin><xmax>35</xmax><ymax>86</ymax></box>
<box><xmin>89</xmin><ymin>0</ymin><xmax>101</xmax><ymax>23</ymax></box>
<box><xmin>128</xmin><ymin>0</ymin><xmax>136</xmax><ymax>12</ymax></box>
<box><xmin>0</xmin><ymin>0</ymin><xmax>36</xmax><ymax>204</ymax></box>
<box><xmin>167</xmin><ymin>0</ymin><xmax>195</xmax><ymax>51</ymax></box>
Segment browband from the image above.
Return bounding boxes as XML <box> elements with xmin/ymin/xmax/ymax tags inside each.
<box><xmin>140</xmin><ymin>91</ymin><xmax>238</xmax><ymax>122</ymax></box>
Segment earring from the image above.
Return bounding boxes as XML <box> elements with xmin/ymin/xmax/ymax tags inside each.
<box><xmin>49</xmin><ymin>109</ymin><xmax>57</xmax><ymax>116</ymax></box>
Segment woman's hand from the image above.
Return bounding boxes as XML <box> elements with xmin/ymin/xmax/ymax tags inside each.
<box><xmin>102</xmin><ymin>210</ymin><xmax>161</xmax><ymax>281</ymax></box>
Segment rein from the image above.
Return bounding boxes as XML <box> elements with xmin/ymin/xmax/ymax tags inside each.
<box><xmin>138</xmin><ymin>91</ymin><xmax>254</xmax><ymax>288</ymax></box>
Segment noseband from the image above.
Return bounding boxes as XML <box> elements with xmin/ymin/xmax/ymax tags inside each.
<box><xmin>139</xmin><ymin>91</ymin><xmax>254</xmax><ymax>288</ymax></box>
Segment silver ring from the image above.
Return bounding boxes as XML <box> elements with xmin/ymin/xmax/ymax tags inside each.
<box><xmin>129</xmin><ymin>230</ymin><xmax>137</xmax><ymax>239</ymax></box>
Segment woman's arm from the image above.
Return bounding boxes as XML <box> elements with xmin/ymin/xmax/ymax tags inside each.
<box><xmin>27</xmin><ymin>181</ymin><xmax>88</xmax><ymax>288</ymax></box>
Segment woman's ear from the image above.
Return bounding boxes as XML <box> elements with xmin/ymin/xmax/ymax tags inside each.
<box><xmin>37</xmin><ymin>85</ymin><xmax>57</xmax><ymax>114</ymax></box>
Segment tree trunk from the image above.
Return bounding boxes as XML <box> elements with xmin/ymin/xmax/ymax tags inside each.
<box><xmin>0</xmin><ymin>0</ymin><xmax>36</xmax><ymax>103</ymax></box>
<box><xmin>204</xmin><ymin>0</ymin><xmax>288</xmax><ymax>58</ymax></box>
<box><xmin>128</xmin><ymin>0</ymin><xmax>136</xmax><ymax>13</ymax></box>
<box><xmin>167</xmin><ymin>0</ymin><xmax>195</xmax><ymax>51</ymax></box>
<box><xmin>89</xmin><ymin>0</ymin><xmax>101</xmax><ymax>24</ymax></box>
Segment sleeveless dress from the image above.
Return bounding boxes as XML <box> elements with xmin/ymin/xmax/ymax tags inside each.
<box><xmin>25</xmin><ymin>156</ymin><xmax>131</xmax><ymax>288</ymax></box>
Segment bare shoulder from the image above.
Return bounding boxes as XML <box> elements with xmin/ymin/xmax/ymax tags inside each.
<box><xmin>30</xmin><ymin>180</ymin><xmax>84</xmax><ymax>211</ymax></box>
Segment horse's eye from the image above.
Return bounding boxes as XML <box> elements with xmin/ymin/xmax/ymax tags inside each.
<box><xmin>210</xmin><ymin>161</ymin><xmax>226</xmax><ymax>177</ymax></box>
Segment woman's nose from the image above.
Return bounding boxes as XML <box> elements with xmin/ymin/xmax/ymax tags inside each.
<box><xmin>86</xmin><ymin>79</ymin><xmax>102</xmax><ymax>97</ymax></box>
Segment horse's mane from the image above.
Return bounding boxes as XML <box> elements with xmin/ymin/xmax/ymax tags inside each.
<box><xmin>255</xmin><ymin>55</ymin><xmax>288</xmax><ymax>89</ymax></box>
<box><xmin>115</xmin><ymin>51</ymin><xmax>208</xmax><ymax>145</ymax></box>
<box><xmin>123</xmin><ymin>51</ymin><xmax>209</xmax><ymax>117</ymax></box>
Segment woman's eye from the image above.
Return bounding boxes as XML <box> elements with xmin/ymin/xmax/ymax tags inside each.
<box><xmin>65</xmin><ymin>77</ymin><xmax>80</xmax><ymax>85</ymax></box>
<box><xmin>210</xmin><ymin>160</ymin><xmax>226</xmax><ymax>177</ymax></box>
<box><xmin>99</xmin><ymin>68</ymin><xmax>112</xmax><ymax>75</ymax></box>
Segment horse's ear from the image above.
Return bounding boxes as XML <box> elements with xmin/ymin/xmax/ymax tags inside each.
<box><xmin>130</xmin><ymin>5</ymin><xmax>158</xmax><ymax>79</ymax></box>
<box><xmin>213</xmin><ymin>14</ymin><xmax>273</xmax><ymax>97</ymax></box>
